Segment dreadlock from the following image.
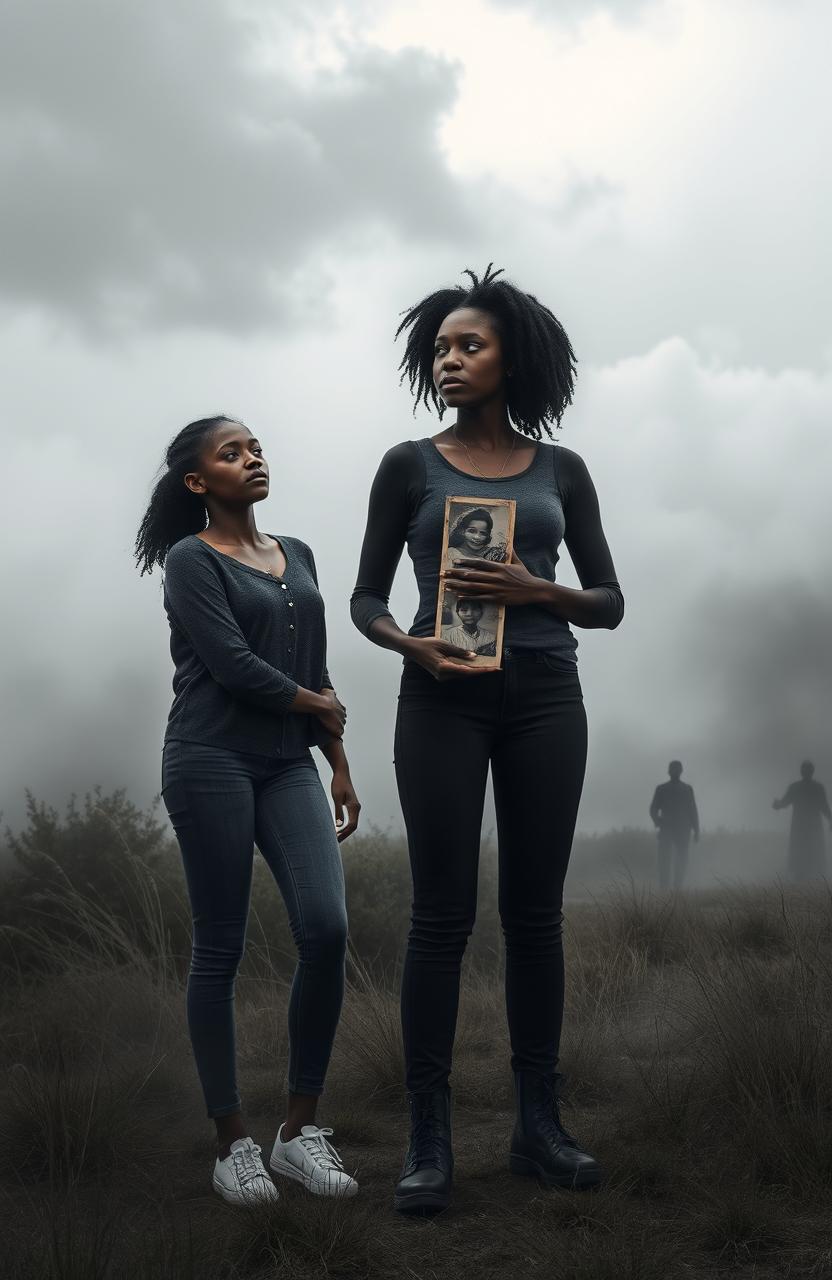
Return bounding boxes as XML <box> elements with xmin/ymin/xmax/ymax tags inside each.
<box><xmin>395</xmin><ymin>264</ymin><xmax>577</xmax><ymax>439</ymax></box>
<box><xmin>134</xmin><ymin>415</ymin><xmax>236</xmax><ymax>576</ymax></box>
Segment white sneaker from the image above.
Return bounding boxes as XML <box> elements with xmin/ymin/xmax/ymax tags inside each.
<box><xmin>212</xmin><ymin>1136</ymin><xmax>280</xmax><ymax>1206</ymax></box>
<box><xmin>269</xmin><ymin>1123</ymin><xmax>359</xmax><ymax>1197</ymax></box>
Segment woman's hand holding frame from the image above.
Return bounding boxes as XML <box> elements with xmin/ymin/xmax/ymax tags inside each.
<box><xmin>406</xmin><ymin>635</ymin><xmax>491</xmax><ymax>681</ymax></box>
<box><xmin>441</xmin><ymin>551</ymin><xmax>542</xmax><ymax>608</ymax></box>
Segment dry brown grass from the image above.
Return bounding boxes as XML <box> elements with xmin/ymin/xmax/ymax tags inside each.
<box><xmin>3</xmin><ymin>809</ymin><xmax>832</xmax><ymax>1278</ymax></box>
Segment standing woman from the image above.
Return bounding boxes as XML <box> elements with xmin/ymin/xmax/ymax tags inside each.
<box><xmin>351</xmin><ymin>267</ymin><xmax>624</xmax><ymax>1213</ymax></box>
<box><xmin>135</xmin><ymin>415</ymin><xmax>360</xmax><ymax>1206</ymax></box>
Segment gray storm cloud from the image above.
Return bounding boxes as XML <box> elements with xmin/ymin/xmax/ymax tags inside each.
<box><xmin>0</xmin><ymin>0</ymin><xmax>468</xmax><ymax>333</ymax></box>
<box><xmin>490</xmin><ymin>0</ymin><xmax>655</xmax><ymax>20</ymax></box>
<box><xmin>1</xmin><ymin>0</ymin><xmax>829</xmax><ymax>859</ymax></box>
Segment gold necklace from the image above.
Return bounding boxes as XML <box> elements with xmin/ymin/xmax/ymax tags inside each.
<box><xmin>204</xmin><ymin>536</ymin><xmax>283</xmax><ymax>576</ymax></box>
<box><xmin>452</xmin><ymin>426</ymin><xmax>517</xmax><ymax>479</ymax></box>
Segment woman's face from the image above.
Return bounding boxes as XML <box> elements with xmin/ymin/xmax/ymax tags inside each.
<box><xmin>433</xmin><ymin>306</ymin><xmax>506</xmax><ymax>409</ymax></box>
<box><xmin>462</xmin><ymin>518</ymin><xmax>491</xmax><ymax>552</ymax></box>
<box><xmin>185</xmin><ymin>420</ymin><xmax>270</xmax><ymax>505</ymax></box>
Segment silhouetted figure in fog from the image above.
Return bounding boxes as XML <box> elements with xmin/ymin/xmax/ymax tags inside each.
<box><xmin>650</xmin><ymin>760</ymin><xmax>699</xmax><ymax>890</ymax></box>
<box><xmin>772</xmin><ymin>761</ymin><xmax>831</xmax><ymax>882</ymax></box>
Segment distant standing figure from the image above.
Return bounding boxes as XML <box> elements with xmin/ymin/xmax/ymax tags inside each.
<box><xmin>772</xmin><ymin>760</ymin><xmax>831</xmax><ymax>882</ymax></box>
<box><xmin>649</xmin><ymin>760</ymin><xmax>699</xmax><ymax>890</ymax></box>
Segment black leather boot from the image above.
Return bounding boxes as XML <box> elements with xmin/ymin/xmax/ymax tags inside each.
<box><xmin>510</xmin><ymin>1070</ymin><xmax>602</xmax><ymax>1189</ymax></box>
<box><xmin>393</xmin><ymin>1087</ymin><xmax>453</xmax><ymax>1214</ymax></box>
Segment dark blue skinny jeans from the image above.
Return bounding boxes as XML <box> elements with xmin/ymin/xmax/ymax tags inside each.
<box><xmin>394</xmin><ymin>652</ymin><xmax>587</xmax><ymax>1094</ymax></box>
<box><xmin>161</xmin><ymin>740</ymin><xmax>347</xmax><ymax>1117</ymax></box>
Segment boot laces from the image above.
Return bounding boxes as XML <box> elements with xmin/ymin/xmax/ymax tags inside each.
<box><xmin>299</xmin><ymin>1127</ymin><xmax>345</xmax><ymax>1173</ymax></box>
<box><xmin>411</xmin><ymin>1114</ymin><xmax>447</xmax><ymax>1167</ymax></box>
<box><xmin>538</xmin><ymin>1082</ymin><xmax>579</xmax><ymax>1149</ymax></box>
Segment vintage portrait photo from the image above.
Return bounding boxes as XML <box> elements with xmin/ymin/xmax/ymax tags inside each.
<box><xmin>438</xmin><ymin>589</ymin><xmax>500</xmax><ymax>659</ymax></box>
<box><xmin>435</xmin><ymin>496</ymin><xmax>516</xmax><ymax>669</ymax></box>
<box><xmin>443</xmin><ymin>499</ymin><xmax>514</xmax><ymax>569</ymax></box>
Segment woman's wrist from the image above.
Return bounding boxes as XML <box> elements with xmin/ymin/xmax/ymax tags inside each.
<box><xmin>531</xmin><ymin>578</ymin><xmax>561</xmax><ymax>610</ymax></box>
<box><xmin>398</xmin><ymin>634</ymin><xmax>422</xmax><ymax>659</ymax></box>
<box><xmin>369</xmin><ymin>616</ymin><xmax>420</xmax><ymax>658</ymax></box>
<box><xmin>291</xmin><ymin>686</ymin><xmax>331</xmax><ymax>715</ymax></box>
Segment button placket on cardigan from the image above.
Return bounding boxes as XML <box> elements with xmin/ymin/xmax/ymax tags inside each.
<box><xmin>281</xmin><ymin>577</ymin><xmax>296</xmax><ymax>658</ymax></box>
<box><xmin>166</xmin><ymin>535</ymin><xmax>329</xmax><ymax>759</ymax></box>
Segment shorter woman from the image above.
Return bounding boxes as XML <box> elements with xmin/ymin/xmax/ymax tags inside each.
<box><xmin>135</xmin><ymin>415</ymin><xmax>360</xmax><ymax>1206</ymax></box>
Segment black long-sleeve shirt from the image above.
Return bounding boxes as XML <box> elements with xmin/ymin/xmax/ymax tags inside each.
<box><xmin>351</xmin><ymin>438</ymin><xmax>623</xmax><ymax>664</ymax></box>
<box><xmin>163</xmin><ymin>534</ymin><xmax>332</xmax><ymax>757</ymax></box>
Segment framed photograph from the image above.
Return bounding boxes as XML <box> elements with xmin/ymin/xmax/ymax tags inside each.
<box><xmin>434</xmin><ymin>496</ymin><xmax>517</xmax><ymax>670</ymax></box>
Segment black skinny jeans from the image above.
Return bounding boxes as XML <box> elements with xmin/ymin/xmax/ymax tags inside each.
<box><xmin>394</xmin><ymin>650</ymin><xmax>587</xmax><ymax>1094</ymax></box>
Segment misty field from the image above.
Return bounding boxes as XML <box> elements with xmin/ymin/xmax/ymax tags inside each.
<box><xmin>3</xmin><ymin>792</ymin><xmax>832</xmax><ymax>1279</ymax></box>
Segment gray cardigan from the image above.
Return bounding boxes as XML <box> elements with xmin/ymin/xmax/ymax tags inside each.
<box><xmin>162</xmin><ymin>534</ymin><xmax>333</xmax><ymax>757</ymax></box>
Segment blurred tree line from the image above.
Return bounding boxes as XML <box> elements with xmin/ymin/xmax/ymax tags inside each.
<box><xmin>0</xmin><ymin>788</ymin><xmax>783</xmax><ymax>980</ymax></box>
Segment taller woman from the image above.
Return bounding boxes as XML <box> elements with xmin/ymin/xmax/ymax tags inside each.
<box><xmin>351</xmin><ymin>267</ymin><xmax>624</xmax><ymax>1214</ymax></box>
<box><xmin>136</xmin><ymin>416</ymin><xmax>360</xmax><ymax>1206</ymax></box>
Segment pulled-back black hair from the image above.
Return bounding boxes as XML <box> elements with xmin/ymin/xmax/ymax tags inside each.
<box><xmin>134</xmin><ymin>415</ymin><xmax>236</xmax><ymax>575</ymax></box>
<box><xmin>396</xmin><ymin>264</ymin><xmax>576</xmax><ymax>438</ymax></box>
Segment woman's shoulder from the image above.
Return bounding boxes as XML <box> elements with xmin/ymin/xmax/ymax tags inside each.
<box><xmin>162</xmin><ymin>536</ymin><xmax>223</xmax><ymax>596</ymax></box>
<box><xmin>544</xmin><ymin>441</ymin><xmax>593</xmax><ymax>497</ymax></box>
<box><xmin>543</xmin><ymin>441</ymin><xmax>586</xmax><ymax>471</ymax></box>
<box><xmin>369</xmin><ymin>440</ymin><xmax>427</xmax><ymax>504</ymax></box>
<box><xmin>376</xmin><ymin>439</ymin><xmax>425</xmax><ymax>469</ymax></box>
<box><xmin>276</xmin><ymin>533</ymin><xmax>313</xmax><ymax>561</ymax></box>
<box><xmin>165</xmin><ymin>534</ymin><xmax>212</xmax><ymax>568</ymax></box>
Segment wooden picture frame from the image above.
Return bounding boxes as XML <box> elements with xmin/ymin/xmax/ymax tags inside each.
<box><xmin>434</xmin><ymin>496</ymin><xmax>517</xmax><ymax>671</ymax></box>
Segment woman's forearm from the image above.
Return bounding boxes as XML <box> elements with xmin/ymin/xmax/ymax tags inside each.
<box><xmin>290</xmin><ymin>685</ymin><xmax>332</xmax><ymax>715</ymax></box>
<box><xmin>532</xmin><ymin>580</ymin><xmax>622</xmax><ymax>629</ymax></box>
<box><xmin>367</xmin><ymin>615</ymin><xmax>420</xmax><ymax>657</ymax></box>
<box><xmin>321</xmin><ymin>737</ymin><xmax>350</xmax><ymax>774</ymax></box>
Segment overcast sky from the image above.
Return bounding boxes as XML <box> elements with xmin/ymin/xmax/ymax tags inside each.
<box><xmin>2</xmin><ymin>0</ymin><xmax>830</xmax><ymax>840</ymax></box>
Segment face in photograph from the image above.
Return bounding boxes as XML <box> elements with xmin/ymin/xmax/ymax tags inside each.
<box><xmin>451</xmin><ymin>502</ymin><xmax>512</xmax><ymax>568</ymax></box>
<box><xmin>447</xmin><ymin>506</ymin><xmax>495</xmax><ymax>565</ymax></box>
<box><xmin>441</xmin><ymin>595</ymin><xmax>498</xmax><ymax>657</ymax></box>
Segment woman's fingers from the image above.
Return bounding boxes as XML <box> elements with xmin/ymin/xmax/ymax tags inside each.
<box><xmin>443</xmin><ymin>571</ymin><xmax>499</xmax><ymax>587</ymax></box>
<box><xmin>444</xmin><ymin>578</ymin><xmax>504</xmax><ymax>597</ymax></box>
<box><xmin>436</xmin><ymin>660</ymin><xmax>489</xmax><ymax>680</ymax></box>
<box><xmin>438</xmin><ymin>641</ymin><xmax>477</xmax><ymax>659</ymax></box>
<box><xmin>337</xmin><ymin>799</ymin><xmax>361</xmax><ymax>842</ymax></box>
<box><xmin>454</xmin><ymin>557</ymin><xmax>502</xmax><ymax>570</ymax></box>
